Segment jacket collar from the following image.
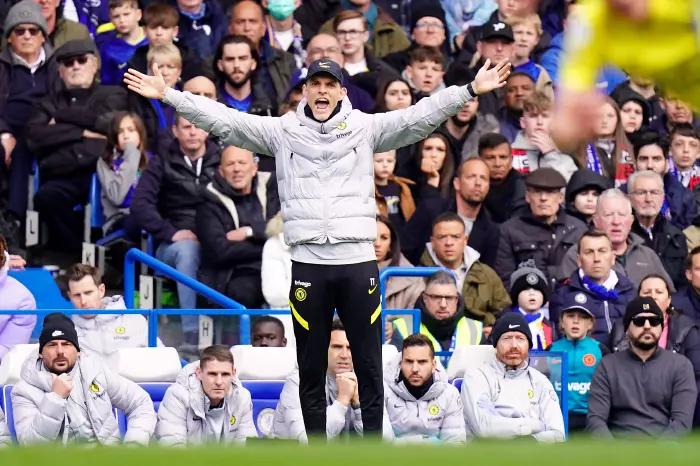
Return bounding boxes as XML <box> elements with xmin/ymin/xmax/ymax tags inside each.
<box><xmin>384</xmin><ymin>353</ymin><xmax>447</xmax><ymax>401</ymax></box>
<box><xmin>295</xmin><ymin>96</ymin><xmax>353</xmax><ymax>134</ymax></box>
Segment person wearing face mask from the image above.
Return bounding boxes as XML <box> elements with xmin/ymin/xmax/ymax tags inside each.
<box><xmin>461</xmin><ymin>312</ymin><xmax>565</xmax><ymax>442</ymax></box>
<box><xmin>262</xmin><ymin>0</ymin><xmax>305</xmax><ymax>70</ymax></box>
<box><xmin>587</xmin><ymin>296</ymin><xmax>697</xmax><ymax>437</ymax></box>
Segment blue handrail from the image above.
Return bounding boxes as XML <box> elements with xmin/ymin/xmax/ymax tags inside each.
<box><xmin>123</xmin><ymin>248</ymin><xmax>246</xmax><ymax>344</ymax></box>
<box><xmin>379</xmin><ymin>267</ymin><xmax>442</xmax><ymax>305</ymax></box>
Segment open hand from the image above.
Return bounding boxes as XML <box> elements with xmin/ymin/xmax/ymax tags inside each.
<box><xmin>124</xmin><ymin>63</ymin><xmax>168</xmax><ymax>100</ymax></box>
<box><xmin>472</xmin><ymin>58</ymin><xmax>511</xmax><ymax>95</ymax></box>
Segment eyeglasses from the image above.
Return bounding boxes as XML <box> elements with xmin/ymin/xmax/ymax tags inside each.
<box><xmin>336</xmin><ymin>29</ymin><xmax>366</xmax><ymax>38</ymax></box>
<box><xmin>12</xmin><ymin>26</ymin><xmax>41</xmax><ymax>37</ymax></box>
<box><xmin>414</xmin><ymin>22</ymin><xmax>445</xmax><ymax>31</ymax></box>
<box><xmin>424</xmin><ymin>293</ymin><xmax>459</xmax><ymax>304</ymax></box>
<box><xmin>630</xmin><ymin>316</ymin><xmax>664</xmax><ymax>327</ymax></box>
<box><xmin>60</xmin><ymin>55</ymin><xmax>89</xmax><ymax>67</ymax></box>
<box><xmin>630</xmin><ymin>189</ymin><xmax>663</xmax><ymax>197</ymax></box>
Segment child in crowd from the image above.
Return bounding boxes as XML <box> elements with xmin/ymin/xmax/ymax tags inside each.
<box><xmin>374</xmin><ymin>150</ymin><xmax>415</xmax><ymax>230</ymax></box>
<box><xmin>509</xmin><ymin>14</ymin><xmax>553</xmax><ymax>96</ymax></box>
<box><xmin>669</xmin><ymin>124</ymin><xmax>700</xmax><ymax>190</ymax></box>
<box><xmin>96</xmin><ymin>112</ymin><xmax>149</xmax><ymax>239</ymax></box>
<box><xmin>127</xmin><ymin>2</ymin><xmax>204</xmax><ymax>83</ymax></box>
<box><xmin>403</xmin><ymin>46</ymin><xmax>446</xmax><ymax>98</ymax></box>
<box><xmin>508</xmin><ymin>261</ymin><xmax>553</xmax><ymax>350</ymax></box>
<box><xmin>97</xmin><ymin>0</ymin><xmax>147</xmax><ymax>85</ymax></box>
<box><xmin>548</xmin><ymin>293</ymin><xmax>607</xmax><ymax>432</ymax></box>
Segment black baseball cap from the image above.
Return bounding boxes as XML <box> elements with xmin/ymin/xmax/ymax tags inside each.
<box><xmin>481</xmin><ymin>19</ymin><xmax>514</xmax><ymax>42</ymax></box>
<box><xmin>306</xmin><ymin>59</ymin><xmax>344</xmax><ymax>85</ymax></box>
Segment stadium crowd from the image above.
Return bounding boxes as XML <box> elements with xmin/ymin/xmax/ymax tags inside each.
<box><xmin>0</xmin><ymin>0</ymin><xmax>700</xmax><ymax>445</ymax></box>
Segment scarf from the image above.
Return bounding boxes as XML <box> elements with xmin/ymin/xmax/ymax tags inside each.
<box><xmin>668</xmin><ymin>158</ymin><xmax>700</xmax><ymax>190</ymax></box>
<box><xmin>421</xmin><ymin>309</ymin><xmax>459</xmax><ymax>349</ymax></box>
<box><xmin>515</xmin><ymin>307</ymin><xmax>547</xmax><ymax>350</ymax></box>
<box><xmin>399</xmin><ymin>373</ymin><xmax>434</xmax><ymax>400</ymax></box>
<box><xmin>581</xmin><ymin>274</ymin><xmax>620</xmax><ymax>301</ymax></box>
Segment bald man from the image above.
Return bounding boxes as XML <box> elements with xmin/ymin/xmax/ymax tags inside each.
<box><xmin>228</xmin><ymin>0</ymin><xmax>297</xmax><ymax>104</ymax></box>
<box><xmin>195</xmin><ymin>146</ymin><xmax>281</xmax><ymax>319</ymax></box>
<box><xmin>402</xmin><ymin>158</ymin><xmax>501</xmax><ymax>268</ymax></box>
<box><xmin>183</xmin><ymin>76</ymin><xmax>217</xmax><ymax>99</ymax></box>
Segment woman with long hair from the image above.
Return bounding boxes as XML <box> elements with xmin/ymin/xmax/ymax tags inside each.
<box><xmin>375</xmin><ymin>78</ymin><xmax>417</xmax><ymax>179</ymax></box>
<box><xmin>413</xmin><ymin>131</ymin><xmax>455</xmax><ymax>200</ymax></box>
<box><xmin>577</xmin><ymin>97</ymin><xmax>634</xmax><ymax>187</ymax></box>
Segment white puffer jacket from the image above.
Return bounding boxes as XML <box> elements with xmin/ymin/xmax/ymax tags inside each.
<box><xmin>0</xmin><ymin>407</ymin><xmax>11</xmax><ymax>446</ymax></box>
<box><xmin>11</xmin><ymin>351</ymin><xmax>156</xmax><ymax>445</ymax></box>
<box><xmin>461</xmin><ymin>352</ymin><xmax>565</xmax><ymax>442</ymax></box>
<box><xmin>163</xmin><ymin>83</ymin><xmax>475</xmax><ymax>247</ymax></box>
<box><xmin>155</xmin><ymin>362</ymin><xmax>257</xmax><ymax>445</ymax></box>
<box><xmin>384</xmin><ymin>354</ymin><xmax>466</xmax><ymax>443</ymax></box>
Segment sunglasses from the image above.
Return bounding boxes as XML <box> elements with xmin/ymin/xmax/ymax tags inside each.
<box><xmin>12</xmin><ymin>26</ymin><xmax>41</xmax><ymax>37</ymax></box>
<box><xmin>60</xmin><ymin>55</ymin><xmax>89</xmax><ymax>67</ymax></box>
<box><xmin>630</xmin><ymin>316</ymin><xmax>664</xmax><ymax>327</ymax></box>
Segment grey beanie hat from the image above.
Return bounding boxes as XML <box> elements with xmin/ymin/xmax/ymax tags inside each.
<box><xmin>509</xmin><ymin>259</ymin><xmax>550</xmax><ymax>304</ymax></box>
<box><xmin>4</xmin><ymin>0</ymin><xmax>49</xmax><ymax>38</ymax></box>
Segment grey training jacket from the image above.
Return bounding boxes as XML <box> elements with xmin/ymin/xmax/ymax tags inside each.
<box><xmin>162</xmin><ymin>84</ymin><xmax>475</xmax><ymax>249</ymax></box>
<box><xmin>384</xmin><ymin>354</ymin><xmax>466</xmax><ymax>443</ymax></box>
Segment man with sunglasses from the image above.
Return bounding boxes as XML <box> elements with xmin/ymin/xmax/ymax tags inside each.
<box><xmin>587</xmin><ymin>296</ymin><xmax>697</xmax><ymax>437</ymax></box>
<box><xmin>26</xmin><ymin>38</ymin><xmax>127</xmax><ymax>255</ymax></box>
<box><xmin>0</xmin><ymin>0</ymin><xmax>59</xmax><ymax>228</ymax></box>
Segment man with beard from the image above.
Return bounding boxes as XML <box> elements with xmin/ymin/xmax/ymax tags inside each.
<box><xmin>11</xmin><ymin>313</ymin><xmax>156</xmax><ymax>445</ymax></box>
<box><xmin>587</xmin><ymin>297</ymin><xmax>697</xmax><ymax>437</ymax></box>
<box><xmin>440</xmin><ymin>65</ymin><xmax>499</xmax><ymax>162</ymax></box>
<box><xmin>402</xmin><ymin>158</ymin><xmax>501</xmax><ymax>267</ymax></box>
<box><xmin>461</xmin><ymin>313</ymin><xmax>565</xmax><ymax>442</ymax></box>
<box><xmin>214</xmin><ymin>35</ymin><xmax>274</xmax><ymax>116</ymax></box>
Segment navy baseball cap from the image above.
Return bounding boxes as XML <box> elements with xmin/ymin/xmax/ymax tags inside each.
<box><xmin>306</xmin><ymin>59</ymin><xmax>344</xmax><ymax>85</ymax></box>
<box><xmin>557</xmin><ymin>292</ymin><xmax>595</xmax><ymax>319</ymax></box>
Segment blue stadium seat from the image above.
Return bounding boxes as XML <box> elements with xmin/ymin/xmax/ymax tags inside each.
<box><xmin>3</xmin><ymin>385</ymin><xmax>15</xmax><ymax>440</ymax></box>
<box><xmin>242</xmin><ymin>380</ymin><xmax>284</xmax><ymax>438</ymax></box>
<box><xmin>452</xmin><ymin>378</ymin><xmax>463</xmax><ymax>392</ymax></box>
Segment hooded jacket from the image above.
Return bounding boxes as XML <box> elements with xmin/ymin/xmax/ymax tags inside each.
<box><xmin>564</xmin><ymin>168</ymin><xmax>610</xmax><ymax>223</ymax></box>
<box><xmin>383</xmin><ymin>354</ymin><xmax>466</xmax><ymax>443</ymax></box>
<box><xmin>163</xmin><ymin>80</ymin><xmax>477</xmax><ymax>253</ymax></box>
<box><xmin>155</xmin><ymin>362</ymin><xmax>257</xmax><ymax>445</ymax></box>
<box><xmin>72</xmin><ymin>296</ymin><xmax>155</xmax><ymax>360</ymax></box>
<box><xmin>461</xmin><ymin>352</ymin><xmax>565</xmax><ymax>442</ymax></box>
<box><xmin>0</xmin><ymin>251</ymin><xmax>37</xmax><ymax>360</ymax></box>
<box><xmin>11</xmin><ymin>351</ymin><xmax>156</xmax><ymax>445</ymax></box>
<box><xmin>420</xmin><ymin>244</ymin><xmax>510</xmax><ymax>325</ymax></box>
<box><xmin>271</xmin><ymin>369</ymin><xmax>394</xmax><ymax>442</ymax></box>
<box><xmin>559</xmin><ymin>233</ymin><xmax>675</xmax><ymax>291</ymax></box>
<box><xmin>196</xmin><ymin>171</ymin><xmax>280</xmax><ymax>294</ymax></box>
<box><xmin>550</xmin><ymin>270</ymin><xmax>636</xmax><ymax>344</ymax></box>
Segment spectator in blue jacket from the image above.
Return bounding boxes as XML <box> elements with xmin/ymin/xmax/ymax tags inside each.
<box><xmin>673</xmin><ymin>246</ymin><xmax>700</xmax><ymax>322</ymax></box>
<box><xmin>96</xmin><ymin>0</ymin><xmax>147</xmax><ymax>85</ymax></box>
<box><xmin>549</xmin><ymin>293</ymin><xmax>607</xmax><ymax>432</ymax></box>
<box><xmin>172</xmin><ymin>0</ymin><xmax>226</xmax><ymax>59</ymax></box>
<box><xmin>550</xmin><ymin>230</ymin><xmax>636</xmax><ymax>344</ymax></box>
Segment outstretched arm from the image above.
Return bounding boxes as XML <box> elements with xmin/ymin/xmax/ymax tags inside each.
<box><xmin>371</xmin><ymin>59</ymin><xmax>510</xmax><ymax>153</ymax></box>
<box><xmin>124</xmin><ymin>64</ymin><xmax>280</xmax><ymax>155</ymax></box>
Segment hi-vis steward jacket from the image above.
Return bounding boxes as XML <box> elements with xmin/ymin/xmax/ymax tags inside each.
<box><xmin>162</xmin><ymin>84</ymin><xmax>476</xmax><ymax>248</ymax></box>
<box><xmin>11</xmin><ymin>351</ymin><xmax>156</xmax><ymax>445</ymax></box>
<box><xmin>461</xmin><ymin>353</ymin><xmax>565</xmax><ymax>442</ymax></box>
<box><xmin>384</xmin><ymin>354</ymin><xmax>466</xmax><ymax>443</ymax></box>
<box><xmin>155</xmin><ymin>362</ymin><xmax>257</xmax><ymax>445</ymax></box>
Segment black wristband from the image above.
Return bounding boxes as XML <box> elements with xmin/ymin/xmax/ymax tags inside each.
<box><xmin>467</xmin><ymin>82</ymin><xmax>477</xmax><ymax>98</ymax></box>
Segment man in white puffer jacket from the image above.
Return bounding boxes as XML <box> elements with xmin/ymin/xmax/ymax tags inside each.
<box><xmin>66</xmin><ymin>264</ymin><xmax>159</xmax><ymax>360</ymax></box>
<box><xmin>385</xmin><ymin>334</ymin><xmax>466</xmax><ymax>443</ymax></box>
<box><xmin>11</xmin><ymin>313</ymin><xmax>156</xmax><ymax>445</ymax></box>
<box><xmin>461</xmin><ymin>313</ymin><xmax>565</xmax><ymax>442</ymax></box>
<box><xmin>155</xmin><ymin>345</ymin><xmax>257</xmax><ymax>445</ymax></box>
<box><xmin>125</xmin><ymin>56</ymin><xmax>510</xmax><ymax>439</ymax></box>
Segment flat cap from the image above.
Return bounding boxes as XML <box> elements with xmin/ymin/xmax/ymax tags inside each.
<box><xmin>55</xmin><ymin>38</ymin><xmax>98</xmax><ymax>62</ymax></box>
<box><xmin>525</xmin><ymin>167</ymin><xmax>567</xmax><ymax>189</ymax></box>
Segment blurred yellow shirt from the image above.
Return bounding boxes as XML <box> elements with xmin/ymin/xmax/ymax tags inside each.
<box><xmin>560</xmin><ymin>0</ymin><xmax>700</xmax><ymax>104</ymax></box>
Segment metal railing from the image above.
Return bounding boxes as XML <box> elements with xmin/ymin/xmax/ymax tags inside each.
<box><xmin>379</xmin><ymin>266</ymin><xmax>442</xmax><ymax>305</ymax></box>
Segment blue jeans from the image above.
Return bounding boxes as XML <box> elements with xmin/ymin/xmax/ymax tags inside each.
<box><xmin>156</xmin><ymin>239</ymin><xmax>200</xmax><ymax>333</ymax></box>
